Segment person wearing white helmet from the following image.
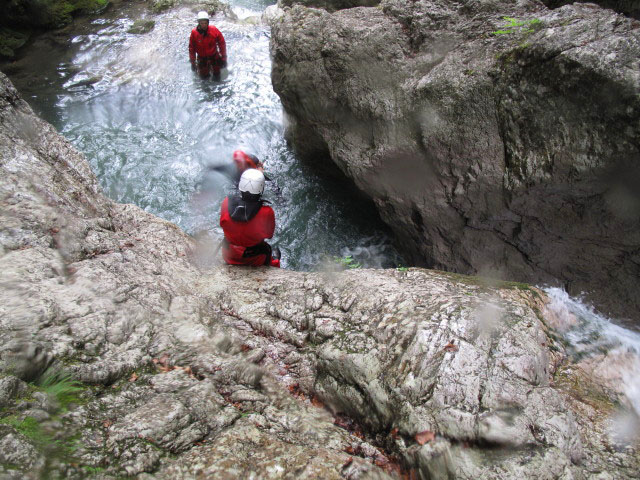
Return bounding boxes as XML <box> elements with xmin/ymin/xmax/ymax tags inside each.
<box><xmin>189</xmin><ymin>10</ymin><xmax>227</xmax><ymax>80</ymax></box>
<box><xmin>219</xmin><ymin>169</ymin><xmax>281</xmax><ymax>267</ymax></box>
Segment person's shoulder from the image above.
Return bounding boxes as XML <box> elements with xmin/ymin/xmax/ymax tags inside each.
<box><xmin>260</xmin><ymin>204</ymin><xmax>275</xmax><ymax>215</ymax></box>
<box><xmin>209</xmin><ymin>25</ymin><xmax>222</xmax><ymax>34</ymax></box>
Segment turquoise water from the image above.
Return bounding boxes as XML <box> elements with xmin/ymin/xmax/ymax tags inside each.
<box><xmin>6</xmin><ymin>0</ymin><xmax>403</xmax><ymax>270</ymax></box>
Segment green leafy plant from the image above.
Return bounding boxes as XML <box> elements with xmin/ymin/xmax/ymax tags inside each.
<box><xmin>0</xmin><ymin>369</ymin><xmax>90</xmax><ymax>473</ymax></box>
<box><xmin>397</xmin><ymin>265</ymin><xmax>409</xmax><ymax>272</ymax></box>
<box><xmin>36</xmin><ymin>368</ymin><xmax>84</xmax><ymax>410</ymax></box>
<box><xmin>333</xmin><ymin>255</ymin><xmax>362</xmax><ymax>269</ymax></box>
<box><xmin>492</xmin><ymin>17</ymin><xmax>541</xmax><ymax>35</ymax></box>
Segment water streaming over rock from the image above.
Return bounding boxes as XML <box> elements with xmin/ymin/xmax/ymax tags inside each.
<box><xmin>545</xmin><ymin>287</ymin><xmax>640</xmax><ymax>431</ymax></box>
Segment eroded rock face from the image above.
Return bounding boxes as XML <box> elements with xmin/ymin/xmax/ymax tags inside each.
<box><xmin>541</xmin><ymin>0</ymin><xmax>640</xmax><ymax>20</ymax></box>
<box><xmin>0</xmin><ymin>71</ymin><xmax>637</xmax><ymax>478</ymax></box>
<box><xmin>269</xmin><ymin>0</ymin><xmax>640</xmax><ymax>325</ymax></box>
<box><xmin>277</xmin><ymin>0</ymin><xmax>381</xmax><ymax>12</ymax></box>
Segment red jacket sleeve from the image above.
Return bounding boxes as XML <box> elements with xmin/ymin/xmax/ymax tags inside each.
<box><xmin>260</xmin><ymin>206</ymin><xmax>275</xmax><ymax>239</ymax></box>
<box><xmin>189</xmin><ymin>30</ymin><xmax>196</xmax><ymax>62</ymax></box>
<box><xmin>219</xmin><ymin>197</ymin><xmax>229</xmax><ymax>228</ymax></box>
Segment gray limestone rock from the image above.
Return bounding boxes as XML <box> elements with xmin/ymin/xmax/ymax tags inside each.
<box><xmin>0</xmin><ymin>342</ymin><xmax>54</xmax><ymax>382</ymax></box>
<box><xmin>0</xmin><ymin>425</ymin><xmax>44</xmax><ymax>471</ymax></box>
<box><xmin>0</xmin><ymin>376</ymin><xmax>28</xmax><ymax>408</ymax></box>
<box><xmin>278</xmin><ymin>0</ymin><xmax>381</xmax><ymax>12</ymax></box>
<box><xmin>127</xmin><ymin>19</ymin><xmax>156</xmax><ymax>34</ymax></box>
<box><xmin>541</xmin><ymin>0</ymin><xmax>640</xmax><ymax>20</ymax></box>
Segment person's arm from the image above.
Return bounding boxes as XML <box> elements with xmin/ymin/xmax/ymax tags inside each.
<box><xmin>189</xmin><ymin>31</ymin><xmax>196</xmax><ymax>66</ymax></box>
<box><xmin>262</xmin><ymin>207</ymin><xmax>275</xmax><ymax>239</ymax></box>
<box><xmin>217</xmin><ymin>30</ymin><xmax>227</xmax><ymax>68</ymax></box>
<box><xmin>220</xmin><ymin>197</ymin><xmax>229</xmax><ymax>228</ymax></box>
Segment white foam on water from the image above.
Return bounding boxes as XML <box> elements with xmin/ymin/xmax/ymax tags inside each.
<box><xmin>544</xmin><ymin>287</ymin><xmax>640</xmax><ymax>354</ymax></box>
<box><xmin>544</xmin><ymin>287</ymin><xmax>640</xmax><ymax>421</ymax></box>
<box><xmin>232</xmin><ymin>6</ymin><xmax>263</xmax><ymax>20</ymax></box>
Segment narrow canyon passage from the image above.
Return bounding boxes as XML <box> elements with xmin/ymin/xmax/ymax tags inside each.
<box><xmin>2</xmin><ymin>0</ymin><xmax>403</xmax><ymax>271</ymax></box>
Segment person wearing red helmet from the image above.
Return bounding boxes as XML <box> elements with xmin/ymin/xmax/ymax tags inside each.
<box><xmin>219</xmin><ymin>169</ymin><xmax>281</xmax><ymax>267</ymax></box>
<box><xmin>232</xmin><ymin>149</ymin><xmax>262</xmax><ymax>173</ymax></box>
<box><xmin>189</xmin><ymin>11</ymin><xmax>227</xmax><ymax>80</ymax></box>
<box><xmin>207</xmin><ymin>150</ymin><xmax>269</xmax><ymax>186</ymax></box>
<box><xmin>232</xmin><ymin>149</ymin><xmax>272</xmax><ymax>183</ymax></box>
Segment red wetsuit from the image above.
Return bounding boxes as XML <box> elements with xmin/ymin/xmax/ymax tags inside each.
<box><xmin>220</xmin><ymin>196</ymin><xmax>280</xmax><ymax>267</ymax></box>
<box><xmin>189</xmin><ymin>25</ymin><xmax>227</xmax><ymax>78</ymax></box>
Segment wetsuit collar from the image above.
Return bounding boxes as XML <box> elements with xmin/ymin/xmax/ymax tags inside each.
<box><xmin>228</xmin><ymin>195</ymin><xmax>262</xmax><ymax>222</ymax></box>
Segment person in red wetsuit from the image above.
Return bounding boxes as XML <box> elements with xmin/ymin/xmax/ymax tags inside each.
<box><xmin>207</xmin><ymin>150</ymin><xmax>270</xmax><ymax>186</ymax></box>
<box><xmin>189</xmin><ymin>11</ymin><xmax>227</xmax><ymax>80</ymax></box>
<box><xmin>220</xmin><ymin>169</ymin><xmax>281</xmax><ymax>267</ymax></box>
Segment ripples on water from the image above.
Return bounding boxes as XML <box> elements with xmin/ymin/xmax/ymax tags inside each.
<box><xmin>45</xmin><ymin>1</ymin><xmax>403</xmax><ymax>270</ymax></box>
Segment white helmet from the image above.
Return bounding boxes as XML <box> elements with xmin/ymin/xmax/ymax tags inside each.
<box><xmin>239</xmin><ymin>169</ymin><xmax>265</xmax><ymax>196</ymax></box>
<box><xmin>197</xmin><ymin>11</ymin><xmax>209</xmax><ymax>21</ymax></box>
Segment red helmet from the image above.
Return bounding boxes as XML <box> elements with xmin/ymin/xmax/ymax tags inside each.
<box><xmin>232</xmin><ymin>150</ymin><xmax>260</xmax><ymax>173</ymax></box>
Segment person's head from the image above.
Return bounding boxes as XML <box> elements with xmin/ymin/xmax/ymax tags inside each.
<box><xmin>196</xmin><ymin>11</ymin><xmax>209</xmax><ymax>30</ymax></box>
<box><xmin>238</xmin><ymin>168</ymin><xmax>265</xmax><ymax>201</ymax></box>
<box><xmin>233</xmin><ymin>150</ymin><xmax>262</xmax><ymax>172</ymax></box>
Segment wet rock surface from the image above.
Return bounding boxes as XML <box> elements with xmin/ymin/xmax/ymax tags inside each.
<box><xmin>0</xmin><ymin>67</ymin><xmax>638</xmax><ymax>479</ymax></box>
<box><xmin>277</xmin><ymin>0</ymin><xmax>381</xmax><ymax>12</ymax></box>
<box><xmin>127</xmin><ymin>19</ymin><xmax>156</xmax><ymax>34</ymax></box>
<box><xmin>541</xmin><ymin>0</ymin><xmax>640</xmax><ymax>20</ymax></box>
<box><xmin>151</xmin><ymin>0</ymin><xmax>237</xmax><ymax>20</ymax></box>
<box><xmin>268</xmin><ymin>0</ymin><xmax>640</xmax><ymax>326</ymax></box>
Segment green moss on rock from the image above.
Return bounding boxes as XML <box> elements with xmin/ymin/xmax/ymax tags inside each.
<box><xmin>0</xmin><ymin>27</ymin><xmax>30</xmax><ymax>58</ymax></box>
<box><xmin>553</xmin><ymin>365</ymin><xmax>616</xmax><ymax>414</ymax></box>
<box><xmin>0</xmin><ymin>0</ymin><xmax>110</xmax><ymax>31</ymax></box>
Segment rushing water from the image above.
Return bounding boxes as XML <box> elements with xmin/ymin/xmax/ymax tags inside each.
<box><xmin>545</xmin><ymin>287</ymin><xmax>640</xmax><ymax>433</ymax></box>
<box><xmin>6</xmin><ymin>0</ymin><xmax>403</xmax><ymax>271</ymax></box>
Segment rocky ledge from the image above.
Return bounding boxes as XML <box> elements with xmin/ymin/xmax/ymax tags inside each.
<box><xmin>0</xmin><ymin>70</ymin><xmax>637</xmax><ymax>478</ymax></box>
<box><xmin>268</xmin><ymin>0</ymin><xmax>640</xmax><ymax>326</ymax></box>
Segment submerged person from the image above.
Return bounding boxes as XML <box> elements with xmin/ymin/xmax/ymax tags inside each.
<box><xmin>220</xmin><ymin>169</ymin><xmax>281</xmax><ymax>267</ymax></box>
<box><xmin>189</xmin><ymin>11</ymin><xmax>227</xmax><ymax>80</ymax></box>
<box><xmin>233</xmin><ymin>150</ymin><xmax>264</xmax><ymax>176</ymax></box>
<box><xmin>208</xmin><ymin>150</ymin><xmax>269</xmax><ymax>185</ymax></box>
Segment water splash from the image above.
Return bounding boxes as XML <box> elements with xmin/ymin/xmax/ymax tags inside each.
<box><xmin>544</xmin><ymin>287</ymin><xmax>640</xmax><ymax>355</ymax></box>
<box><xmin>544</xmin><ymin>287</ymin><xmax>640</xmax><ymax>430</ymax></box>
